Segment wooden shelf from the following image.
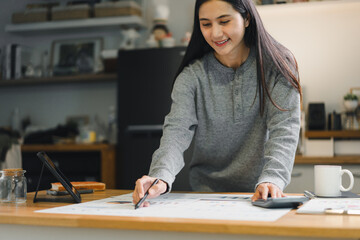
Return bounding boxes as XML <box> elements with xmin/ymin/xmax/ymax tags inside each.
<box><xmin>0</xmin><ymin>73</ymin><xmax>117</xmax><ymax>87</ymax></box>
<box><xmin>21</xmin><ymin>143</ymin><xmax>114</xmax><ymax>152</ymax></box>
<box><xmin>5</xmin><ymin>16</ymin><xmax>144</xmax><ymax>34</ymax></box>
<box><xmin>305</xmin><ymin>130</ymin><xmax>360</xmax><ymax>139</ymax></box>
<box><xmin>295</xmin><ymin>155</ymin><xmax>360</xmax><ymax>164</ymax></box>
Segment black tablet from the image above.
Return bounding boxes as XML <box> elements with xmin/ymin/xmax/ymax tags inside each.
<box><xmin>35</xmin><ymin>151</ymin><xmax>81</xmax><ymax>203</ymax></box>
<box><xmin>252</xmin><ymin>196</ymin><xmax>308</xmax><ymax>209</ymax></box>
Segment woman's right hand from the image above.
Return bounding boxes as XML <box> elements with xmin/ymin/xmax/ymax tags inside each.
<box><xmin>132</xmin><ymin>175</ymin><xmax>167</xmax><ymax>208</ymax></box>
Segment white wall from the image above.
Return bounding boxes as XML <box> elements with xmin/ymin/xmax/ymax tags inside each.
<box><xmin>0</xmin><ymin>0</ymin><xmax>359</xmax><ymax>129</ymax></box>
<box><xmin>257</xmin><ymin>0</ymin><xmax>360</xmax><ymax>114</ymax></box>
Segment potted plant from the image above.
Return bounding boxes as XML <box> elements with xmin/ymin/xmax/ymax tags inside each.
<box><xmin>343</xmin><ymin>93</ymin><xmax>359</xmax><ymax>112</ymax></box>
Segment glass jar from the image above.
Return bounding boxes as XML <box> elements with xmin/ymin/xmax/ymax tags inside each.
<box><xmin>0</xmin><ymin>168</ymin><xmax>27</xmax><ymax>203</ymax></box>
<box><xmin>343</xmin><ymin>112</ymin><xmax>357</xmax><ymax>130</ymax></box>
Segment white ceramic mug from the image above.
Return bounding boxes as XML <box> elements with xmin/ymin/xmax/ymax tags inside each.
<box><xmin>314</xmin><ymin>165</ymin><xmax>354</xmax><ymax>197</ymax></box>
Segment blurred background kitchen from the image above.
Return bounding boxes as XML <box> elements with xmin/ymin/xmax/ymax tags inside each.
<box><xmin>0</xmin><ymin>0</ymin><xmax>359</xmax><ymax>194</ymax></box>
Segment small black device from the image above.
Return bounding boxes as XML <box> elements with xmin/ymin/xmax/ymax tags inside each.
<box><xmin>252</xmin><ymin>196</ymin><xmax>308</xmax><ymax>209</ymax></box>
<box><xmin>308</xmin><ymin>103</ymin><xmax>326</xmax><ymax>130</ymax></box>
<box><xmin>328</xmin><ymin>111</ymin><xmax>342</xmax><ymax>130</ymax></box>
<box><xmin>34</xmin><ymin>151</ymin><xmax>81</xmax><ymax>203</ymax></box>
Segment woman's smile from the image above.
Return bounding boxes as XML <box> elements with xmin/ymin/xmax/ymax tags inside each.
<box><xmin>214</xmin><ymin>38</ymin><xmax>230</xmax><ymax>47</ymax></box>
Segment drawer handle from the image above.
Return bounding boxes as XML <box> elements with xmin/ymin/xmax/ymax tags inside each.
<box><xmin>126</xmin><ymin>125</ymin><xmax>163</xmax><ymax>133</ymax></box>
<box><xmin>291</xmin><ymin>172</ymin><xmax>302</xmax><ymax>177</ymax></box>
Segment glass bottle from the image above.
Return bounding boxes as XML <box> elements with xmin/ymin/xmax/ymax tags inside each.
<box><xmin>107</xmin><ymin>106</ymin><xmax>117</xmax><ymax>144</ymax></box>
<box><xmin>0</xmin><ymin>169</ymin><xmax>27</xmax><ymax>203</ymax></box>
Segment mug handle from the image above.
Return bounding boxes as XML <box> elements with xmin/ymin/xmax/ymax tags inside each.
<box><xmin>340</xmin><ymin>169</ymin><xmax>354</xmax><ymax>192</ymax></box>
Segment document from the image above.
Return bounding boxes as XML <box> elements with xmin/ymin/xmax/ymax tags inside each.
<box><xmin>36</xmin><ymin>193</ymin><xmax>292</xmax><ymax>222</ymax></box>
<box><xmin>297</xmin><ymin>198</ymin><xmax>360</xmax><ymax>214</ymax></box>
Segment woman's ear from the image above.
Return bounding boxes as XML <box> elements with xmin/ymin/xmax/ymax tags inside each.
<box><xmin>245</xmin><ymin>14</ymin><xmax>251</xmax><ymax>28</ymax></box>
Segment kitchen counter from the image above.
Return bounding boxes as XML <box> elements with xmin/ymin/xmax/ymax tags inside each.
<box><xmin>1</xmin><ymin>190</ymin><xmax>360</xmax><ymax>240</ymax></box>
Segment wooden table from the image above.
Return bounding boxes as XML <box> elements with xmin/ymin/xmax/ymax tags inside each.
<box><xmin>1</xmin><ymin>190</ymin><xmax>360</xmax><ymax>240</ymax></box>
<box><xmin>21</xmin><ymin>144</ymin><xmax>116</xmax><ymax>188</ymax></box>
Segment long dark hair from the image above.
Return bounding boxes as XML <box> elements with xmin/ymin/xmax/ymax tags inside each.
<box><xmin>175</xmin><ymin>0</ymin><xmax>302</xmax><ymax>115</ymax></box>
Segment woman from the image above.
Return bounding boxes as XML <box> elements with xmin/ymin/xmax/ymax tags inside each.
<box><xmin>133</xmin><ymin>0</ymin><xmax>301</xmax><ymax>207</ymax></box>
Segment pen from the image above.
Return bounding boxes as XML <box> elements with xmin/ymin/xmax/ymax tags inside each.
<box><xmin>135</xmin><ymin>178</ymin><xmax>159</xmax><ymax>210</ymax></box>
<box><xmin>304</xmin><ymin>190</ymin><xmax>316</xmax><ymax>199</ymax></box>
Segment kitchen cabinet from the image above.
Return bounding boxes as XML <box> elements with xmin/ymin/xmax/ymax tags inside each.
<box><xmin>21</xmin><ymin>144</ymin><xmax>115</xmax><ymax>192</ymax></box>
<box><xmin>303</xmin><ymin>130</ymin><xmax>360</xmax><ymax>156</ymax></box>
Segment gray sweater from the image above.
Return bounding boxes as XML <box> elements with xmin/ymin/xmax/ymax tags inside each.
<box><xmin>149</xmin><ymin>48</ymin><xmax>300</xmax><ymax>192</ymax></box>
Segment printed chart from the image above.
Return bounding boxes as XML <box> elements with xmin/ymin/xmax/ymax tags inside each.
<box><xmin>36</xmin><ymin>193</ymin><xmax>292</xmax><ymax>222</ymax></box>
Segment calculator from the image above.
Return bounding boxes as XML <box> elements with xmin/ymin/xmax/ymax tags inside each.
<box><xmin>252</xmin><ymin>196</ymin><xmax>309</xmax><ymax>209</ymax></box>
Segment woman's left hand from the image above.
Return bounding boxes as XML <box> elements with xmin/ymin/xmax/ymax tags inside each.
<box><xmin>251</xmin><ymin>182</ymin><xmax>286</xmax><ymax>202</ymax></box>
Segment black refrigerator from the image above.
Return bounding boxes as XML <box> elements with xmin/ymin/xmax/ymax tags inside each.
<box><xmin>116</xmin><ymin>47</ymin><xmax>191</xmax><ymax>190</ymax></box>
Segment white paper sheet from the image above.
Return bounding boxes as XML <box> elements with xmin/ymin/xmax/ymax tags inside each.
<box><xmin>36</xmin><ymin>193</ymin><xmax>291</xmax><ymax>222</ymax></box>
<box><xmin>297</xmin><ymin>198</ymin><xmax>360</xmax><ymax>214</ymax></box>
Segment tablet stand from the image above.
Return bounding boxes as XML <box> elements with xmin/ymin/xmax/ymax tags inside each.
<box><xmin>33</xmin><ymin>152</ymin><xmax>81</xmax><ymax>203</ymax></box>
<box><xmin>33</xmin><ymin>162</ymin><xmax>45</xmax><ymax>203</ymax></box>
